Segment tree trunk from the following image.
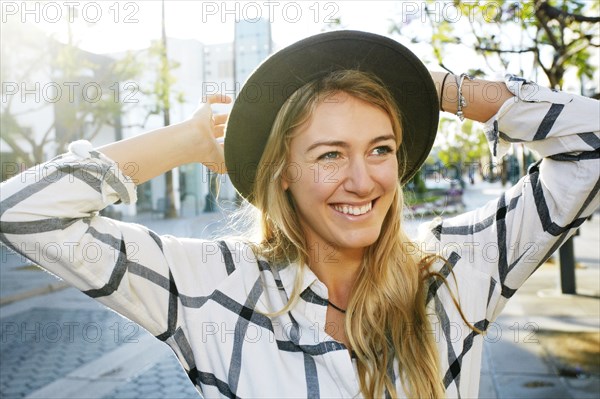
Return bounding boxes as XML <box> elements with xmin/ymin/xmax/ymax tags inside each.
<box><xmin>161</xmin><ymin>0</ymin><xmax>177</xmax><ymax>219</ymax></box>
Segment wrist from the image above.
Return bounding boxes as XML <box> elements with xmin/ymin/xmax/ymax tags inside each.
<box><xmin>441</xmin><ymin>75</ymin><xmax>459</xmax><ymax>114</ymax></box>
<box><xmin>431</xmin><ymin>71</ymin><xmax>458</xmax><ymax>114</ymax></box>
<box><xmin>176</xmin><ymin>119</ymin><xmax>207</xmax><ymax>164</ymax></box>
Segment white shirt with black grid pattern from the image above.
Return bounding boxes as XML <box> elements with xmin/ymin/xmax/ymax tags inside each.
<box><xmin>1</xmin><ymin>75</ymin><xmax>598</xmax><ymax>398</ymax></box>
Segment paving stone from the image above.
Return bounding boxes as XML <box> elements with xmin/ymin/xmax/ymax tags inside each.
<box><xmin>485</xmin><ymin>321</ymin><xmax>554</xmax><ymax>375</ymax></box>
<box><xmin>481</xmin><ymin>340</ymin><xmax>492</xmax><ymax>374</ymax></box>
<box><xmin>495</xmin><ymin>374</ymin><xmax>570</xmax><ymax>399</ymax></box>
<box><xmin>2</xmin><ymin>384</ymin><xmax>25</xmax><ymax>396</ymax></box>
<box><xmin>478</xmin><ymin>372</ymin><xmax>498</xmax><ymax>398</ymax></box>
<box><xmin>0</xmin><ymin>245</ymin><xmax>61</xmax><ymax>300</ymax></box>
<box><xmin>563</xmin><ymin>375</ymin><xmax>600</xmax><ymax>399</ymax></box>
<box><xmin>138</xmin><ymin>384</ymin><xmax>158</xmax><ymax>394</ymax></box>
<box><xmin>0</xmin><ymin>307</ymin><xmax>124</xmax><ymax>398</ymax></box>
<box><xmin>102</xmin><ymin>352</ymin><xmax>199</xmax><ymax>399</ymax></box>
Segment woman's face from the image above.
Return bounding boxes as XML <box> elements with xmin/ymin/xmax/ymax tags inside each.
<box><xmin>282</xmin><ymin>92</ymin><xmax>399</xmax><ymax>254</ymax></box>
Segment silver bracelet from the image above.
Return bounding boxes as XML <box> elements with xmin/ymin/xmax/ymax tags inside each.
<box><xmin>456</xmin><ymin>73</ymin><xmax>473</xmax><ymax>121</ymax></box>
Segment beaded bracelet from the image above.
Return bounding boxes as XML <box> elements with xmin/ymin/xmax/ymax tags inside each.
<box><xmin>456</xmin><ymin>73</ymin><xmax>473</xmax><ymax>121</ymax></box>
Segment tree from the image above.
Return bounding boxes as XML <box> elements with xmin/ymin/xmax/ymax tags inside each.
<box><xmin>115</xmin><ymin>2</ymin><xmax>184</xmax><ymax>218</ymax></box>
<box><xmin>392</xmin><ymin>0</ymin><xmax>599</xmax><ymax>93</ymax></box>
<box><xmin>391</xmin><ymin>0</ymin><xmax>598</xmax><ymax>186</ymax></box>
<box><xmin>148</xmin><ymin>0</ymin><xmax>184</xmax><ymax>218</ymax></box>
<box><xmin>1</xmin><ymin>17</ymin><xmax>141</xmax><ymax>169</ymax></box>
<box><xmin>435</xmin><ymin>118</ymin><xmax>489</xmax><ymax>167</ymax></box>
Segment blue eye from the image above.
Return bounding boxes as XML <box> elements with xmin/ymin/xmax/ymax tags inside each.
<box><xmin>372</xmin><ymin>146</ymin><xmax>394</xmax><ymax>156</ymax></box>
<box><xmin>318</xmin><ymin>151</ymin><xmax>340</xmax><ymax>160</ymax></box>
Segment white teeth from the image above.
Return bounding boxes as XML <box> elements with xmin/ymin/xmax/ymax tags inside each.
<box><xmin>333</xmin><ymin>201</ymin><xmax>372</xmax><ymax>216</ymax></box>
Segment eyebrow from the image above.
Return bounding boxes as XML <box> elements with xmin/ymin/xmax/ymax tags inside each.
<box><xmin>306</xmin><ymin>134</ymin><xmax>396</xmax><ymax>153</ymax></box>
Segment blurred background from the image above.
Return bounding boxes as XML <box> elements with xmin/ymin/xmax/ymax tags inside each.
<box><xmin>2</xmin><ymin>0</ymin><xmax>598</xmax><ymax>218</ymax></box>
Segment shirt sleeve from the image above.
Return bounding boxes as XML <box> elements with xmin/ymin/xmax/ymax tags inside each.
<box><xmin>419</xmin><ymin>75</ymin><xmax>600</xmax><ymax>323</ymax></box>
<box><xmin>0</xmin><ymin>141</ymin><xmax>244</xmax><ymax>340</ymax></box>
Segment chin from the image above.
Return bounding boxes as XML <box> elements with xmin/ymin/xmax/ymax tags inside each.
<box><xmin>335</xmin><ymin>231</ymin><xmax>381</xmax><ymax>250</ymax></box>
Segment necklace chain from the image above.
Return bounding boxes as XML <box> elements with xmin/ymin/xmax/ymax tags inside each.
<box><xmin>327</xmin><ymin>300</ymin><xmax>346</xmax><ymax>314</ymax></box>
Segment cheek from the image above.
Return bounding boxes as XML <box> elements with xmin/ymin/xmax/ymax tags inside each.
<box><xmin>288</xmin><ymin>166</ymin><xmax>336</xmax><ymax>206</ymax></box>
<box><xmin>378</xmin><ymin>161</ymin><xmax>399</xmax><ymax>191</ymax></box>
<box><xmin>383</xmin><ymin>173</ymin><xmax>399</xmax><ymax>191</ymax></box>
<box><xmin>281</xmin><ymin>161</ymin><xmax>304</xmax><ymax>191</ymax></box>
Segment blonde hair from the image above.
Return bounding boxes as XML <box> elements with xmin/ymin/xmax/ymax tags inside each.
<box><xmin>252</xmin><ymin>70</ymin><xmax>444</xmax><ymax>398</ymax></box>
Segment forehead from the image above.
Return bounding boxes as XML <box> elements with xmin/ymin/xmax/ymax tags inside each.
<box><xmin>292</xmin><ymin>92</ymin><xmax>394</xmax><ymax>144</ymax></box>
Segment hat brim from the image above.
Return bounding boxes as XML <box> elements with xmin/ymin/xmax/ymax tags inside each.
<box><xmin>224</xmin><ymin>30</ymin><xmax>438</xmax><ymax>202</ymax></box>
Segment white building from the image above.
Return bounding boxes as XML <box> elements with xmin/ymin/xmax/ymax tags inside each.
<box><xmin>0</xmin><ymin>21</ymin><xmax>123</xmax><ymax>182</ymax></box>
<box><xmin>2</xmin><ymin>20</ymin><xmax>273</xmax><ymax>218</ymax></box>
<box><xmin>115</xmin><ymin>38</ymin><xmax>211</xmax><ymax>217</ymax></box>
<box><xmin>235</xmin><ymin>19</ymin><xmax>272</xmax><ymax>86</ymax></box>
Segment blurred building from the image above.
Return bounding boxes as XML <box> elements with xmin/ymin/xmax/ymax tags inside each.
<box><xmin>2</xmin><ymin>19</ymin><xmax>273</xmax><ymax>218</ymax></box>
<box><xmin>117</xmin><ymin>38</ymin><xmax>207</xmax><ymax>217</ymax></box>
<box><xmin>181</xmin><ymin>19</ymin><xmax>273</xmax><ymax>214</ymax></box>
<box><xmin>1</xmin><ymin>22</ymin><xmax>123</xmax><ymax>182</ymax></box>
<box><xmin>129</xmin><ymin>19</ymin><xmax>273</xmax><ymax>217</ymax></box>
<box><xmin>234</xmin><ymin>19</ymin><xmax>272</xmax><ymax>86</ymax></box>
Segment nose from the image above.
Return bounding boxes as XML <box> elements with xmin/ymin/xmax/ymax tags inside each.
<box><xmin>343</xmin><ymin>157</ymin><xmax>375</xmax><ymax>197</ymax></box>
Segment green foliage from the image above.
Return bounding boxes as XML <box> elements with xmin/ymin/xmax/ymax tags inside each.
<box><xmin>1</xmin><ymin>18</ymin><xmax>143</xmax><ymax>166</ymax></box>
<box><xmin>408</xmin><ymin>170</ymin><xmax>428</xmax><ymax>195</ymax></box>
<box><xmin>435</xmin><ymin>118</ymin><xmax>489</xmax><ymax>166</ymax></box>
<box><xmin>404</xmin><ymin>191</ymin><xmax>441</xmax><ymax>207</ymax></box>
<box><xmin>394</xmin><ymin>0</ymin><xmax>599</xmax><ymax>92</ymax></box>
<box><xmin>390</xmin><ymin>0</ymin><xmax>598</xmax><ymax>169</ymax></box>
<box><xmin>143</xmin><ymin>40</ymin><xmax>185</xmax><ymax>119</ymax></box>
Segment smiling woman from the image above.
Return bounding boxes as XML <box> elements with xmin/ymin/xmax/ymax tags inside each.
<box><xmin>1</xmin><ymin>30</ymin><xmax>598</xmax><ymax>399</ymax></box>
<box><xmin>251</xmin><ymin>70</ymin><xmax>443</xmax><ymax>397</ymax></box>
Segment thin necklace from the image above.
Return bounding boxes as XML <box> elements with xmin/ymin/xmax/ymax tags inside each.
<box><xmin>328</xmin><ymin>300</ymin><xmax>347</xmax><ymax>314</ymax></box>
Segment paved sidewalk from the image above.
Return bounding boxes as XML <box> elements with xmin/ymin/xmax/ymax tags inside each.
<box><xmin>1</xmin><ymin>181</ymin><xmax>598</xmax><ymax>398</ymax></box>
<box><xmin>479</xmin><ymin>216</ymin><xmax>599</xmax><ymax>398</ymax></box>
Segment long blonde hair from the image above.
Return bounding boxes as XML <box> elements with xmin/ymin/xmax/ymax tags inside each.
<box><xmin>252</xmin><ymin>70</ymin><xmax>444</xmax><ymax>398</ymax></box>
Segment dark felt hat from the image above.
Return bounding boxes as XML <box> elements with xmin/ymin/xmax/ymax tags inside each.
<box><xmin>224</xmin><ymin>30</ymin><xmax>438</xmax><ymax>202</ymax></box>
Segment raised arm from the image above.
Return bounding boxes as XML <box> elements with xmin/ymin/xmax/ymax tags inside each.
<box><xmin>430</xmin><ymin>71</ymin><xmax>515</xmax><ymax>122</ymax></box>
<box><xmin>421</xmin><ymin>74</ymin><xmax>599</xmax><ymax>322</ymax></box>
<box><xmin>0</xmin><ymin>94</ymin><xmax>244</xmax><ymax>341</ymax></box>
<box><xmin>99</xmin><ymin>94</ymin><xmax>230</xmax><ymax>184</ymax></box>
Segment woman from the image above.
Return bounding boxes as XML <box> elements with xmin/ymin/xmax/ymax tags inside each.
<box><xmin>1</xmin><ymin>31</ymin><xmax>598</xmax><ymax>398</ymax></box>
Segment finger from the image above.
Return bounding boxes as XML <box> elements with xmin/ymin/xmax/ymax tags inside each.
<box><xmin>213</xmin><ymin>125</ymin><xmax>225</xmax><ymax>138</ymax></box>
<box><xmin>213</xmin><ymin>113</ymin><xmax>228</xmax><ymax>124</ymax></box>
<box><xmin>207</xmin><ymin>162</ymin><xmax>227</xmax><ymax>174</ymax></box>
<box><xmin>205</xmin><ymin>94</ymin><xmax>232</xmax><ymax>105</ymax></box>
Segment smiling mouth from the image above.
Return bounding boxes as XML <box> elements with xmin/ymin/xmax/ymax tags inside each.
<box><xmin>332</xmin><ymin>200</ymin><xmax>374</xmax><ymax>216</ymax></box>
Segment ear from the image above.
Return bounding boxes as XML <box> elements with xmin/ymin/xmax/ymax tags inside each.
<box><xmin>281</xmin><ymin>175</ymin><xmax>289</xmax><ymax>191</ymax></box>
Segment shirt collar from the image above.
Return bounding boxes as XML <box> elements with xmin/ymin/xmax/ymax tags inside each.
<box><xmin>278</xmin><ymin>261</ymin><xmax>329</xmax><ymax>300</ymax></box>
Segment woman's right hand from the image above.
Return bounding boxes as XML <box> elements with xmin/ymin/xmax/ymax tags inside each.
<box><xmin>99</xmin><ymin>94</ymin><xmax>232</xmax><ymax>185</ymax></box>
<box><xmin>188</xmin><ymin>94</ymin><xmax>232</xmax><ymax>174</ymax></box>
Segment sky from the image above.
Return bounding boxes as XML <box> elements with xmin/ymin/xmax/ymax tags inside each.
<box><xmin>3</xmin><ymin>0</ymin><xmax>597</xmax><ymax>89</ymax></box>
<box><xmin>6</xmin><ymin>1</ymin><xmax>405</xmax><ymax>52</ymax></box>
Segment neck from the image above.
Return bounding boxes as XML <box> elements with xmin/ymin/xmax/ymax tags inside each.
<box><xmin>307</xmin><ymin>242</ymin><xmax>363</xmax><ymax>306</ymax></box>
